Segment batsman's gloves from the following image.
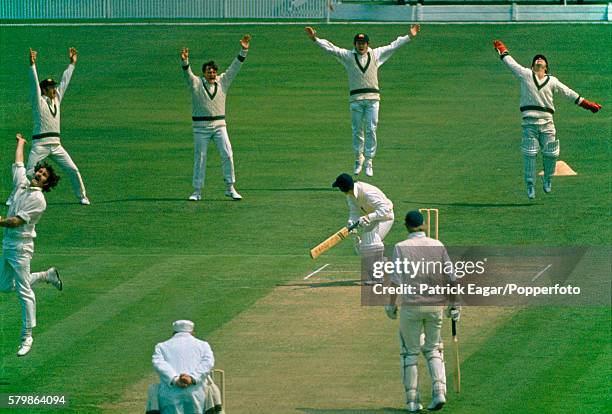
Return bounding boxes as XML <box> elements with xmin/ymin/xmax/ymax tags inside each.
<box><xmin>446</xmin><ymin>305</ymin><xmax>461</xmax><ymax>321</ymax></box>
<box><xmin>578</xmin><ymin>98</ymin><xmax>602</xmax><ymax>113</ymax></box>
<box><xmin>493</xmin><ymin>40</ymin><xmax>508</xmax><ymax>58</ymax></box>
<box><xmin>384</xmin><ymin>304</ymin><xmax>398</xmax><ymax>320</ymax></box>
<box><xmin>358</xmin><ymin>216</ymin><xmax>371</xmax><ymax>227</ymax></box>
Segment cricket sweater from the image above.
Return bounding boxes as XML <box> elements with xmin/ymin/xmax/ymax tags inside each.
<box><xmin>30</xmin><ymin>64</ymin><xmax>74</xmax><ymax>146</ymax></box>
<box><xmin>315</xmin><ymin>34</ymin><xmax>411</xmax><ymax>103</ymax></box>
<box><xmin>501</xmin><ymin>55</ymin><xmax>582</xmax><ymax>124</ymax></box>
<box><xmin>182</xmin><ymin>49</ymin><xmax>247</xmax><ymax>128</ymax></box>
<box><xmin>347</xmin><ymin>181</ymin><xmax>394</xmax><ymax>224</ymax></box>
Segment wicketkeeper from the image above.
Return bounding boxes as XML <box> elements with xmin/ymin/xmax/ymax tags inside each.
<box><xmin>493</xmin><ymin>40</ymin><xmax>602</xmax><ymax>199</ymax></box>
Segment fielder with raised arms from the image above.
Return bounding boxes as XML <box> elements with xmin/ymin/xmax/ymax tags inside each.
<box><xmin>306</xmin><ymin>25</ymin><xmax>420</xmax><ymax>177</ymax></box>
<box><xmin>6</xmin><ymin>47</ymin><xmax>90</xmax><ymax>206</ymax></box>
<box><xmin>180</xmin><ymin>34</ymin><xmax>251</xmax><ymax>202</ymax></box>
<box><xmin>493</xmin><ymin>40</ymin><xmax>602</xmax><ymax>200</ymax></box>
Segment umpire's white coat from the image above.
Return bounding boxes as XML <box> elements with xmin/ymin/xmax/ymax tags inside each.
<box><xmin>152</xmin><ymin>332</ymin><xmax>215</xmax><ymax>414</ymax></box>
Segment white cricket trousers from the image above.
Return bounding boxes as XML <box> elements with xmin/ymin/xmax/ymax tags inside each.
<box><xmin>0</xmin><ymin>242</ymin><xmax>47</xmax><ymax>337</ymax></box>
<box><xmin>192</xmin><ymin>125</ymin><xmax>236</xmax><ymax>190</ymax></box>
<box><xmin>350</xmin><ymin>99</ymin><xmax>380</xmax><ymax>159</ymax></box>
<box><xmin>27</xmin><ymin>144</ymin><xmax>87</xmax><ymax>199</ymax></box>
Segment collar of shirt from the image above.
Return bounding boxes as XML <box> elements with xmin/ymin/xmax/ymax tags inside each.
<box><xmin>407</xmin><ymin>231</ymin><xmax>427</xmax><ymax>239</ymax></box>
<box><xmin>28</xmin><ymin>186</ymin><xmax>42</xmax><ymax>192</ymax></box>
<box><xmin>348</xmin><ymin>184</ymin><xmax>361</xmax><ymax>199</ymax></box>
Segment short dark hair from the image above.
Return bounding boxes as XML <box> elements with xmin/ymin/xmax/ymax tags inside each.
<box><xmin>202</xmin><ymin>61</ymin><xmax>218</xmax><ymax>73</ymax></box>
<box><xmin>34</xmin><ymin>161</ymin><xmax>60</xmax><ymax>192</ymax></box>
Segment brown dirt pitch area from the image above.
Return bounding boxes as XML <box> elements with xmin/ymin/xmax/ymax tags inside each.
<box><xmin>102</xmin><ymin>266</ymin><xmax>515</xmax><ymax>414</ymax></box>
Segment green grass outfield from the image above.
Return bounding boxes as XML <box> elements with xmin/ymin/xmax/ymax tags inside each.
<box><xmin>0</xmin><ymin>23</ymin><xmax>610</xmax><ymax>413</ymax></box>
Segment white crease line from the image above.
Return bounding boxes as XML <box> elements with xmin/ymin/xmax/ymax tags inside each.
<box><xmin>304</xmin><ymin>263</ymin><xmax>329</xmax><ymax>280</ymax></box>
<box><xmin>320</xmin><ymin>270</ymin><xmax>358</xmax><ymax>273</ymax></box>
<box><xmin>531</xmin><ymin>264</ymin><xmax>552</xmax><ymax>282</ymax></box>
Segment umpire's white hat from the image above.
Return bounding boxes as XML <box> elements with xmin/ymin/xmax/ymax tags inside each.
<box><xmin>172</xmin><ymin>320</ymin><xmax>195</xmax><ymax>333</ymax></box>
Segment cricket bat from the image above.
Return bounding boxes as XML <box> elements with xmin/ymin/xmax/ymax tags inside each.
<box><xmin>452</xmin><ymin>319</ymin><xmax>461</xmax><ymax>394</ymax></box>
<box><xmin>310</xmin><ymin>221</ymin><xmax>359</xmax><ymax>259</ymax></box>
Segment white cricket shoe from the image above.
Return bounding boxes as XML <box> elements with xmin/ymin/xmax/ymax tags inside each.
<box><xmin>427</xmin><ymin>392</ymin><xmax>446</xmax><ymax>411</ymax></box>
<box><xmin>79</xmin><ymin>197</ymin><xmax>91</xmax><ymax>205</ymax></box>
<box><xmin>188</xmin><ymin>191</ymin><xmax>202</xmax><ymax>201</ymax></box>
<box><xmin>543</xmin><ymin>178</ymin><xmax>552</xmax><ymax>194</ymax></box>
<box><xmin>17</xmin><ymin>336</ymin><xmax>33</xmax><ymax>357</ymax></box>
<box><xmin>225</xmin><ymin>186</ymin><xmax>242</xmax><ymax>200</ymax></box>
<box><xmin>407</xmin><ymin>402</ymin><xmax>423</xmax><ymax>412</ymax></box>
<box><xmin>527</xmin><ymin>183</ymin><xmax>535</xmax><ymax>200</ymax></box>
<box><xmin>354</xmin><ymin>156</ymin><xmax>364</xmax><ymax>175</ymax></box>
<box><xmin>47</xmin><ymin>267</ymin><xmax>63</xmax><ymax>291</ymax></box>
<box><xmin>365</xmin><ymin>158</ymin><xmax>373</xmax><ymax>177</ymax></box>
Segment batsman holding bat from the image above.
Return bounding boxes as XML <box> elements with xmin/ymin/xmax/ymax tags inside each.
<box><xmin>332</xmin><ymin>173</ymin><xmax>393</xmax><ymax>284</ymax></box>
<box><xmin>385</xmin><ymin>210</ymin><xmax>460</xmax><ymax>412</ymax></box>
<box><xmin>493</xmin><ymin>40</ymin><xmax>602</xmax><ymax>200</ymax></box>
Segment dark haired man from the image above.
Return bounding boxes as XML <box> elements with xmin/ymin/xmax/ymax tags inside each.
<box><xmin>180</xmin><ymin>34</ymin><xmax>251</xmax><ymax>202</ymax></box>
<box><xmin>306</xmin><ymin>26</ymin><xmax>420</xmax><ymax>177</ymax></box>
<box><xmin>6</xmin><ymin>47</ymin><xmax>89</xmax><ymax>206</ymax></box>
<box><xmin>332</xmin><ymin>173</ymin><xmax>394</xmax><ymax>284</ymax></box>
<box><xmin>0</xmin><ymin>133</ymin><xmax>62</xmax><ymax>357</ymax></box>
<box><xmin>493</xmin><ymin>40</ymin><xmax>602</xmax><ymax>199</ymax></box>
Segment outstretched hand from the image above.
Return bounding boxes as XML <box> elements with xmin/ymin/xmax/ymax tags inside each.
<box><xmin>240</xmin><ymin>34</ymin><xmax>251</xmax><ymax>50</ymax></box>
<box><xmin>493</xmin><ymin>40</ymin><xmax>508</xmax><ymax>55</ymax></box>
<box><xmin>180</xmin><ymin>47</ymin><xmax>189</xmax><ymax>61</ymax></box>
<box><xmin>305</xmin><ymin>26</ymin><xmax>317</xmax><ymax>41</ymax></box>
<box><xmin>68</xmin><ymin>47</ymin><xmax>78</xmax><ymax>64</ymax></box>
<box><xmin>29</xmin><ymin>48</ymin><xmax>37</xmax><ymax>66</ymax></box>
<box><xmin>409</xmin><ymin>24</ymin><xmax>420</xmax><ymax>37</ymax></box>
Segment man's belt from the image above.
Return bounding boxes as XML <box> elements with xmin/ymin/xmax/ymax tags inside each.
<box><xmin>349</xmin><ymin>88</ymin><xmax>380</xmax><ymax>96</ymax></box>
<box><xmin>32</xmin><ymin>132</ymin><xmax>60</xmax><ymax>140</ymax></box>
<box><xmin>192</xmin><ymin>115</ymin><xmax>226</xmax><ymax>121</ymax></box>
<box><xmin>520</xmin><ymin>106</ymin><xmax>554</xmax><ymax>114</ymax></box>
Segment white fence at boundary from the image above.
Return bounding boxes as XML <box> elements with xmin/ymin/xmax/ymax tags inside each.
<box><xmin>0</xmin><ymin>0</ymin><xmax>609</xmax><ymax>21</ymax></box>
<box><xmin>0</xmin><ymin>0</ymin><xmax>332</xmax><ymax>19</ymax></box>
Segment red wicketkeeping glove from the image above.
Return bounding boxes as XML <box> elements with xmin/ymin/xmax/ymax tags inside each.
<box><xmin>493</xmin><ymin>40</ymin><xmax>508</xmax><ymax>56</ymax></box>
<box><xmin>579</xmin><ymin>99</ymin><xmax>602</xmax><ymax>113</ymax></box>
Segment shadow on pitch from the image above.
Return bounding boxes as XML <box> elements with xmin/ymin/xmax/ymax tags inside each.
<box><xmin>241</xmin><ymin>187</ymin><xmax>332</xmax><ymax>192</ymax></box>
<box><xmin>49</xmin><ymin>197</ymin><xmax>236</xmax><ymax>205</ymax></box>
<box><xmin>297</xmin><ymin>408</ymin><xmax>406</xmax><ymax>414</ymax></box>
<box><xmin>279</xmin><ymin>279</ymin><xmax>361</xmax><ymax>289</ymax></box>
<box><xmin>402</xmin><ymin>200</ymin><xmax>536</xmax><ymax>208</ymax></box>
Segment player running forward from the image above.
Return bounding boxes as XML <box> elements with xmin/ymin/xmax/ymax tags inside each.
<box><xmin>0</xmin><ymin>133</ymin><xmax>63</xmax><ymax>357</ymax></box>
<box><xmin>306</xmin><ymin>25</ymin><xmax>420</xmax><ymax>177</ymax></box>
<box><xmin>493</xmin><ymin>40</ymin><xmax>602</xmax><ymax>200</ymax></box>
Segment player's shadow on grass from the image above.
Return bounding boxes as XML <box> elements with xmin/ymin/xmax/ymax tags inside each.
<box><xmin>279</xmin><ymin>280</ymin><xmax>361</xmax><ymax>289</ymax></box>
<box><xmin>298</xmin><ymin>408</ymin><xmax>407</xmax><ymax>413</ymax></box>
<box><xmin>241</xmin><ymin>187</ymin><xmax>332</xmax><ymax>192</ymax></box>
<box><xmin>403</xmin><ymin>200</ymin><xmax>535</xmax><ymax>208</ymax></box>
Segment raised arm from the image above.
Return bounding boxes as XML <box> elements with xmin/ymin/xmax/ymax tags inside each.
<box><xmin>220</xmin><ymin>34</ymin><xmax>250</xmax><ymax>87</ymax></box>
<box><xmin>29</xmin><ymin>48</ymin><xmax>41</xmax><ymax>103</ymax></box>
<box><xmin>57</xmin><ymin>47</ymin><xmax>76</xmax><ymax>102</ymax></box>
<box><xmin>493</xmin><ymin>40</ymin><xmax>531</xmax><ymax>78</ymax></box>
<box><xmin>374</xmin><ymin>24</ymin><xmax>419</xmax><ymax>65</ymax></box>
<box><xmin>552</xmin><ymin>79</ymin><xmax>602</xmax><ymax>113</ymax></box>
<box><xmin>180</xmin><ymin>47</ymin><xmax>199</xmax><ymax>87</ymax></box>
<box><xmin>1</xmin><ymin>134</ymin><xmax>32</xmax><ymax>228</ymax></box>
<box><xmin>305</xmin><ymin>27</ymin><xmax>351</xmax><ymax>60</ymax></box>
